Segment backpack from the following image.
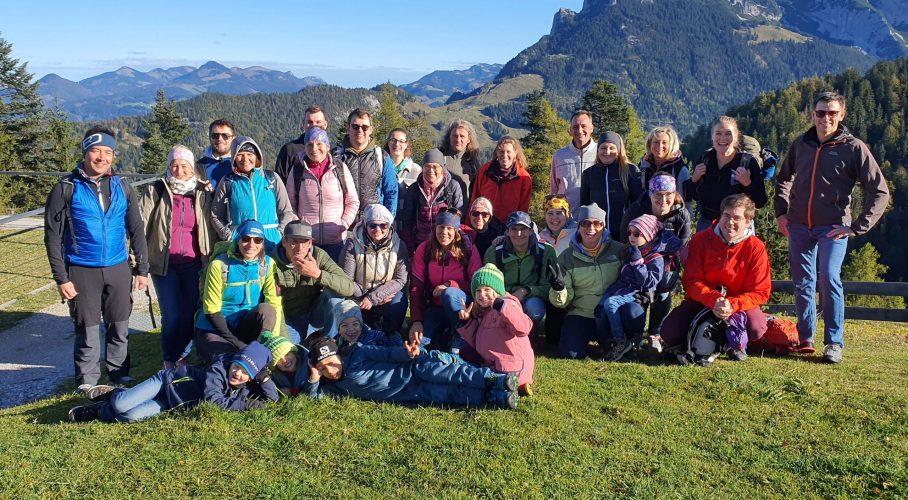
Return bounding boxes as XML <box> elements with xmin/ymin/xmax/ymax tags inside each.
<box><xmin>749</xmin><ymin>315</ymin><xmax>800</xmax><ymax>354</ymax></box>
<box><xmin>738</xmin><ymin>134</ymin><xmax>779</xmax><ymax>180</ymax></box>
<box><xmin>669</xmin><ymin>307</ymin><xmax>727</xmax><ymax>367</ymax></box>
<box><xmin>200</xmin><ymin>240</ymin><xmax>270</xmax><ymax>297</ymax></box>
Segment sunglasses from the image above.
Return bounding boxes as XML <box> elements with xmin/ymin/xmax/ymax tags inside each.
<box><xmin>366</xmin><ymin>222</ymin><xmax>389</xmax><ymax>230</ymax></box>
<box><xmin>349</xmin><ymin>123</ymin><xmax>371</xmax><ymax>132</ymax></box>
<box><xmin>241</xmin><ymin>236</ymin><xmax>264</xmax><ymax>244</ymax></box>
<box><xmin>579</xmin><ymin>220</ymin><xmax>604</xmax><ymax>229</ymax></box>
<box><xmin>210</xmin><ymin>132</ymin><xmax>233</xmax><ymax>140</ymax></box>
<box><xmin>814</xmin><ymin>110</ymin><xmax>841</xmax><ymax>118</ymax></box>
<box><xmin>470</xmin><ymin>211</ymin><xmax>491</xmax><ymax>218</ymax></box>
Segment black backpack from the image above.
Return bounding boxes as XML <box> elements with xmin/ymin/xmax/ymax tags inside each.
<box><xmin>668</xmin><ymin>307</ymin><xmax>727</xmax><ymax>367</ymax></box>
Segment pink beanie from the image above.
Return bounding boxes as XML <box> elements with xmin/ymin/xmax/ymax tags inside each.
<box><xmin>168</xmin><ymin>145</ymin><xmax>195</xmax><ymax>166</ymax></box>
<box><xmin>628</xmin><ymin>214</ymin><xmax>663</xmax><ymax>242</ymax></box>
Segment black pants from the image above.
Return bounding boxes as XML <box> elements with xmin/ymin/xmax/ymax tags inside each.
<box><xmin>67</xmin><ymin>261</ymin><xmax>134</xmax><ymax>386</ymax></box>
<box><xmin>194</xmin><ymin>303</ymin><xmax>276</xmax><ymax>363</ymax></box>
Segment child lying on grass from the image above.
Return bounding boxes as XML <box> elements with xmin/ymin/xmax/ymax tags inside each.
<box><xmin>303</xmin><ymin>337</ymin><xmax>520</xmax><ymax>409</ymax></box>
<box><xmin>68</xmin><ymin>342</ymin><xmax>279</xmax><ymax>423</ymax></box>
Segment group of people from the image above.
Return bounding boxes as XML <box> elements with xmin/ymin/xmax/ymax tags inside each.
<box><xmin>48</xmin><ymin>92</ymin><xmax>890</xmax><ymax>424</ymax></box>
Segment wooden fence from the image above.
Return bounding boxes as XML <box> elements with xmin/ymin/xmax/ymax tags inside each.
<box><xmin>766</xmin><ymin>281</ymin><xmax>908</xmax><ymax>323</ymax></box>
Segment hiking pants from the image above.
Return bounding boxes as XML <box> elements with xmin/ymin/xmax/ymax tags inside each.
<box><xmin>195</xmin><ymin>303</ymin><xmax>276</xmax><ymax>363</ymax></box>
<box><xmin>151</xmin><ymin>260</ymin><xmax>201</xmax><ymax>363</ymax></box>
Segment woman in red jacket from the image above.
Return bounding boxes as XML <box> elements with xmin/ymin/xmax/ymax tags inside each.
<box><xmin>660</xmin><ymin>194</ymin><xmax>771</xmax><ymax>357</ymax></box>
<box><xmin>470</xmin><ymin>136</ymin><xmax>532</xmax><ymax>225</ymax></box>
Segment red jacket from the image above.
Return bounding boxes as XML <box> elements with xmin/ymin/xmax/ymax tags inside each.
<box><xmin>470</xmin><ymin>160</ymin><xmax>532</xmax><ymax>224</ymax></box>
<box><xmin>681</xmin><ymin>226</ymin><xmax>771</xmax><ymax>313</ymax></box>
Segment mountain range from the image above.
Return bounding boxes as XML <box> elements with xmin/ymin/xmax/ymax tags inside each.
<box><xmin>399</xmin><ymin>64</ymin><xmax>503</xmax><ymax>106</ymax></box>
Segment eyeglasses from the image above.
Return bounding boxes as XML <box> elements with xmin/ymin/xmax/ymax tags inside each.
<box><xmin>814</xmin><ymin>109</ymin><xmax>841</xmax><ymax>118</ymax></box>
<box><xmin>470</xmin><ymin>211</ymin><xmax>491</xmax><ymax>219</ymax></box>
<box><xmin>366</xmin><ymin>222</ymin><xmax>389</xmax><ymax>230</ymax></box>
<box><xmin>210</xmin><ymin>133</ymin><xmax>233</xmax><ymax>140</ymax></box>
<box><xmin>389</xmin><ymin>138</ymin><xmax>408</xmax><ymax>144</ymax></box>
<box><xmin>241</xmin><ymin>236</ymin><xmax>264</xmax><ymax>244</ymax></box>
<box><xmin>349</xmin><ymin>123</ymin><xmax>371</xmax><ymax>132</ymax></box>
<box><xmin>628</xmin><ymin>230</ymin><xmax>643</xmax><ymax>238</ymax></box>
<box><xmin>579</xmin><ymin>220</ymin><xmax>604</xmax><ymax>229</ymax></box>
<box><xmin>720</xmin><ymin>214</ymin><xmax>748</xmax><ymax>223</ymax></box>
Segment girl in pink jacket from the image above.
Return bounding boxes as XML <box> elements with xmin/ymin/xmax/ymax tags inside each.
<box><xmin>457</xmin><ymin>263</ymin><xmax>535</xmax><ymax>394</ymax></box>
<box><xmin>286</xmin><ymin>127</ymin><xmax>359</xmax><ymax>262</ymax></box>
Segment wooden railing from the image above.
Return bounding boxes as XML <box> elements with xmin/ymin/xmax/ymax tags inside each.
<box><xmin>766</xmin><ymin>281</ymin><xmax>908</xmax><ymax>323</ymax></box>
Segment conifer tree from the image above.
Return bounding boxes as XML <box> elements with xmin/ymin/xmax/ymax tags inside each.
<box><xmin>842</xmin><ymin>243</ymin><xmax>904</xmax><ymax>308</ymax></box>
<box><xmin>139</xmin><ymin>90</ymin><xmax>190</xmax><ymax>174</ymax></box>
<box><xmin>522</xmin><ymin>90</ymin><xmax>569</xmax><ymax>218</ymax></box>
<box><xmin>580</xmin><ymin>80</ymin><xmax>646</xmax><ymax>161</ymax></box>
<box><xmin>373</xmin><ymin>83</ymin><xmax>408</xmax><ymax>146</ymax></box>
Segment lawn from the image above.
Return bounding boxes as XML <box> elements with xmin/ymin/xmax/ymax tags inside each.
<box><xmin>0</xmin><ymin>228</ymin><xmax>58</xmax><ymax>332</ymax></box>
<box><xmin>0</xmin><ymin>321</ymin><xmax>905</xmax><ymax>497</ymax></box>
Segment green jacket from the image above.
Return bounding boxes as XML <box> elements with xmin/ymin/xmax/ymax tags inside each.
<box><xmin>549</xmin><ymin>234</ymin><xmax>626</xmax><ymax>318</ymax></box>
<box><xmin>271</xmin><ymin>245</ymin><xmax>356</xmax><ymax>315</ymax></box>
<box><xmin>483</xmin><ymin>238</ymin><xmax>557</xmax><ymax>299</ymax></box>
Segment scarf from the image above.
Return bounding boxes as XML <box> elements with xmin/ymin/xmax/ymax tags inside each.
<box><xmin>165</xmin><ymin>171</ymin><xmax>199</xmax><ymax>196</ymax></box>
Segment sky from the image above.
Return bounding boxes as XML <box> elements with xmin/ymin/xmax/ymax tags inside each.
<box><xmin>4</xmin><ymin>0</ymin><xmax>583</xmax><ymax>87</ymax></box>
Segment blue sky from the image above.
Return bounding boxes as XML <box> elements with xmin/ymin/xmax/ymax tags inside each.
<box><xmin>4</xmin><ymin>1</ymin><xmax>582</xmax><ymax>87</ymax></box>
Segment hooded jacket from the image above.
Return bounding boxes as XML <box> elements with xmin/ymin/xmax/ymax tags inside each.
<box><xmin>399</xmin><ymin>170</ymin><xmax>464</xmax><ymax>253</ymax></box>
<box><xmin>549</xmin><ymin>232</ymin><xmax>626</xmax><ymax>318</ymax></box>
<box><xmin>539</xmin><ymin>221</ymin><xmax>578</xmax><ymax>256</ymax></box>
<box><xmin>340</xmin><ymin>224</ymin><xmax>410</xmax><ymax>305</ymax></box>
<box><xmin>286</xmin><ymin>153</ymin><xmax>359</xmax><ymax>246</ymax></box>
<box><xmin>682</xmin><ymin>223</ymin><xmax>771</xmax><ymax>313</ymax></box>
<box><xmin>470</xmin><ymin>159</ymin><xmax>533</xmax><ymax>224</ymax></box>
<box><xmin>689</xmin><ymin>149</ymin><xmax>768</xmax><ymax>222</ymax></box>
<box><xmin>457</xmin><ymin>294</ymin><xmax>535</xmax><ymax>385</ymax></box>
<box><xmin>619</xmin><ymin>195</ymin><xmax>692</xmax><ymax>246</ymax></box>
<box><xmin>483</xmin><ymin>233</ymin><xmax>557</xmax><ymax>299</ymax></box>
<box><xmin>551</xmin><ymin>140</ymin><xmax>598</xmax><ymax>215</ymax></box>
<box><xmin>580</xmin><ymin>161</ymin><xmax>645</xmax><ymax>233</ymax></box>
<box><xmin>775</xmin><ymin>125</ymin><xmax>889</xmax><ymax>235</ymax></box>
<box><xmin>605</xmin><ymin>230</ymin><xmax>682</xmax><ymax>297</ymax></box>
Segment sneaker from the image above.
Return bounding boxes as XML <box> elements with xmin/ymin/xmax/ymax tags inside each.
<box><xmin>487</xmin><ymin>389</ymin><xmax>518</xmax><ymax>409</ymax></box>
<box><xmin>648</xmin><ymin>335</ymin><xmax>663</xmax><ymax>353</ymax></box>
<box><xmin>822</xmin><ymin>344</ymin><xmax>843</xmax><ymax>364</ymax></box>
<box><xmin>68</xmin><ymin>401</ymin><xmax>105</xmax><ymax>423</ymax></box>
<box><xmin>603</xmin><ymin>339</ymin><xmax>634</xmax><ymax>362</ymax></box>
<box><xmin>728</xmin><ymin>349</ymin><xmax>748</xmax><ymax>362</ymax></box>
<box><xmin>85</xmin><ymin>385</ymin><xmax>116</xmax><ymax>402</ymax></box>
<box><xmin>76</xmin><ymin>383</ymin><xmax>93</xmax><ymax>395</ymax></box>
<box><xmin>110</xmin><ymin>375</ymin><xmax>134</xmax><ymax>385</ymax></box>
<box><xmin>797</xmin><ymin>340</ymin><xmax>815</xmax><ymax>354</ymax></box>
<box><xmin>487</xmin><ymin>372</ymin><xmax>519</xmax><ymax>392</ymax></box>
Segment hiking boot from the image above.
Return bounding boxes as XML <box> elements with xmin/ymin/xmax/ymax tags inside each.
<box><xmin>648</xmin><ymin>335</ymin><xmax>663</xmax><ymax>353</ymax></box>
<box><xmin>822</xmin><ymin>344</ymin><xmax>843</xmax><ymax>364</ymax></box>
<box><xmin>487</xmin><ymin>372</ymin><xmax>519</xmax><ymax>392</ymax></box>
<box><xmin>68</xmin><ymin>401</ymin><xmax>105</xmax><ymax>423</ymax></box>
<box><xmin>797</xmin><ymin>340</ymin><xmax>815</xmax><ymax>354</ymax></box>
<box><xmin>518</xmin><ymin>383</ymin><xmax>533</xmax><ymax>397</ymax></box>
<box><xmin>486</xmin><ymin>389</ymin><xmax>518</xmax><ymax>409</ymax></box>
<box><xmin>728</xmin><ymin>349</ymin><xmax>748</xmax><ymax>362</ymax></box>
<box><xmin>76</xmin><ymin>383</ymin><xmax>93</xmax><ymax>395</ymax></box>
<box><xmin>85</xmin><ymin>385</ymin><xmax>116</xmax><ymax>402</ymax></box>
<box><xmin>603</xmin><ymin>339</ymin><xmax>634</xmax><ymax>362</ymax></box>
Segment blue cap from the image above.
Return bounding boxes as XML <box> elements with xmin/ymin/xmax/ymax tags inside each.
<box><xmin>236</xmin><ymin>219</ymin><xmax>265</xmax><ymax>239</ymax></box>
<box><xmin>506</xmin><ymin>211</ymin><xmax>533</xmax><ymax>229</ymax></box>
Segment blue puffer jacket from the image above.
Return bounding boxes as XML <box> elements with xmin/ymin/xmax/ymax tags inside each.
<box><xmin>64</xmin><ymin>171</ymin><xmax>128</xmax><ymax>267</ymax></box>
<box><xmin>605</xmin><ymin>230</ymin><xmax>682</xmax><ymax>297</ymax></box>
<box><xmin>158</xmin><ymin>355</ymin><xmax>279</xmax><ymax>411</ymax></box>
<box><xmin>305</xmin><ymin>344</ymin><xmax>414</xmax><ymax>401</ymax></box>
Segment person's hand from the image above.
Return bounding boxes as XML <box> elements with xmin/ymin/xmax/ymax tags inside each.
<box><xmin>377</xmin><ymin>295</ymin><xmax>393</xmax><ymax>306</ymax></box>
<box><xmin>511</xmin><ymin>287</ymin><xmax>528</xmax><ymax>301</ymax></box>
<box><xmin>404</xmin><ymin>338</ymin><xmax>421</xmax><ymax>358</ymax></box>
<box><xmin>408</xmin><ymin>321</ymin><xmax>424</xmax><ymax>343</ymax></box>
<box><xmin>58</xmin><ymin>281</ymin><xmax>78</xmax><ymax>300</ymax></box>
<box><xmin>297</xmin><ymin>253</ymin><xmax>322</xmax><ymax>280</ymax></box>
<box><xmin>359</xmin><ymin>297</ymin><xmax>374</xmax><ymax>311</ymax></box>
<box><xmin>734</xmin><ymin>166</ymin><xmax>751</xmax><ymax>187</ymax></box>
<box><xmin>254</xmin><ymin>368</ymin><xmax>272</xmax><ymax>384</ymax></box>
<box><xmin>547</xmin><ymin>263</ymin><xmax>565</xmax><ymax>292</ymax></box>
<box><xmin>712</xmin><ymin>297</ymin><xmax>732</xmax><ymax>320</ymax></box>
<box><xmin>776</xmin><ymin>214</ymin><xmax>789</xmax><ymax>237</ymax></box>
<box><xmin>692</xmin><ymin>162</ymin><xmax>707</xmax><ymax>183</ymax></box>
<box><xmin>432</xmin><ymin>283</ymin><xmax>448</xmax><ymax>298</ymax></box>
<box><xmin>458</xmin><ymin>299</ymin><xmax>473</xmax><ymax>322</ymax></box>
<box><xmin>307</xmin><ymin>360</ymin><xmax>321</xmax><ymax>383</ymax></box>
<box><xmin>826</xmin><ymin>225</ymin><xmax>855</xmax><ymax>240</ymax></box>
<box><xmin>133</xmin><ymin>275</ymin><xmax>149</xmax><ymax>291</ymax></box>
<box><xmin>490</xmin><ymin>235</ymin><xmax>507</xmax><ymax>247</ymax></box>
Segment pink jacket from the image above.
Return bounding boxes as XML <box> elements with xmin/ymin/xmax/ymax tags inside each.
<box><xmin>457</xmin><ymin>294</ymin><xmax>535</xmax><ymax>385</ymax></box>
<box><xmin>408</xmin><ymin>240</ymin><xmax>481</xmax><ymax>322</ymax></box>
<box><xmin>287</xmin><ymin>156</ymin><xmax>359</xmax><ymax>245</ymax></box>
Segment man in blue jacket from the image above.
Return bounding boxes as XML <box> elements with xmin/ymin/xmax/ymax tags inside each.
<box><xmin>44</xmin><ymin>126</ymin><xmax>149</xmax><ymax>390</ymax></box>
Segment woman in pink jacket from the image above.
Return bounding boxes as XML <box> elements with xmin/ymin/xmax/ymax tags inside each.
<box><xmin>408</xmin><ymin>210</ymin><xmax>481</xmax><ymax>353</ymax></box>
<box><xmin>457</xmin><ymin>264</ymin><xmax>535</xmax><ymax>395</ymax></box>
<box><xmin>285</xmin><ymin>127</ymin><xmax>359</xmax><ymax>262</ymax></box>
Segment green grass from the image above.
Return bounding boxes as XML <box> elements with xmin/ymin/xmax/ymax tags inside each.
<box><xmin>1</xmin><ymin>321</ymin><xmax>906</xmax><ymax>497</ymax></box>
<box><xmin>0</xmin><ymin>228</ymin><xmax>57</xmax><ymax>331</ymax></box>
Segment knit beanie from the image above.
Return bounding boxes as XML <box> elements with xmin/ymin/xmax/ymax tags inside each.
<box><xmin>167</xmin><ymin>145</ymin><xmax>195</xmax><ymax>166</ymax></box>
<box><xmin>231</xmin><ymin>136</ymin><xmax>263</xmax><ymax>166</ymax></box>
<box><xmin>471</xmin><ymin>263</ymin><xmax>506</xmax><ymax>297</ymax></box>
<box><xmin>308</xmin><ymin>337</ymin><xmax>339</xmax><ymax>365</ymax></box>
<box><xmin>628</xmin><ymin>214</ymin><xmax>663</xmax><ymax>242</ymax></box>
<box><xmin>575</xmin><ymin>203</ymin><xmax>606</xmax><ymax>224</ymax></box>
<box><xmin>544</xmin><ymin>195</ymin><xmax>570</xmax><ymax>214</ymax></box>
<box><xmin>258</xmin><ymin>331</ymin><xmax>296</xmax><ymax>366</ymax></box>
<box><xmin>597</xmin><ymin>131</ymin><xmax>624</xmax><ymax>150</ymax></box>
<box><xmin>334</xmin><ymin>299</ymin><xmax>364</xmax><ymax>333</ymax></box>
<box><xmin>364</xmin><ymin>203</ymin><xmax>393</xmax><ymax>225</ymax></box>
<box><xmin>231</xmin><ymin>341</ymin><xmax>272</xmax><ymax>378</ymax></box>
<box><xmin>436</xmin><ymin>210</ymin><xmax>460</xmax><ymax>228</ymax></box>
<box><xmin>304</xmin><ymin>127</ymin><xmax>330</xmax><ymax>148</ymax></box>
<box><xmin>649</xmin><ymin>174</ymin><xmax>676</xmax><ymax>194</ymax></box>
<box><xmin>423</xmin><ymin>148</ymin><xmax>445</xmax><ymax>167</ymax></box>
<box><xmin>470</xmin><ymin>197</ymin><xmax>493</xmax><ymax>215</ymax></box>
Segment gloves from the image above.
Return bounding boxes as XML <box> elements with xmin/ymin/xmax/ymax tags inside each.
<box><xmin>547</xmin><ymin>263</ymin><xmax>565</xmax><ymax>292</ymax></box>
<box><xmin>254</xmin><ymin>368</ymin><xmax>272</xmax><ymax>385</ymax></box>
<box><xmin>492</xmin><ymin>297</ymin><xmax>505</xmax><ymax>312</ymax></box>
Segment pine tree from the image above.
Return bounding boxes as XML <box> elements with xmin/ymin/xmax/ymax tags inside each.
<box><xmin>579</xmin><ymin>80</ymin><xmax>646</xmax><ymax>161</ymax></box>
<box><xmin>139</xmin><ymin>90</ymin><xmax>190</xmax><ymax>174</ymax></box>
<box><xmin>373</xmin><ymin>83</ymin><xmax>408</xmax><ymax>146</ymax></box>
<box><xmin>522</xmin><ymin>90</ymin><xmax>570</xmax><ymax>219</ymax></box>
<box><xmin>841</xmin><ymin>243</ymin><xmax>904</xmax><ymax>308</ymax></box>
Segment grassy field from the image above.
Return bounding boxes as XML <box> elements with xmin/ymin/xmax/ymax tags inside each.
<box><xmin>0</xmin><ymin>228</ymin><xmax>58</xmax><ymax>332</ymax></box>
<box><xmin>0</xmin><ymin>321</ymin><xmax>905</xmax><ymax>497</ymax></box>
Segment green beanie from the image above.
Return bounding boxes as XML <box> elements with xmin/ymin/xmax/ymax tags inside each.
<box><xmin>471</xmin><ymin>263</ymin><xmax>506</xmax><ymax>297</ymax></box>
<box><xmin>258</xmin><ymin>330</ymin><xmax>296</xmax><ymax>366</ymax></box>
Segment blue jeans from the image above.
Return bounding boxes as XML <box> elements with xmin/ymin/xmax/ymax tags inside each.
<box><xmin>285</xmin><ymin>291</ymin><xmax>344</xmax><ymax>343</ymax></box>
<box><xmin>317</xmin><ymin>242</ymin><xmax>345</xmax><ymax>265</ymax></box>
<box><xmin>597</xmin><ymin>293</ymin><xmax>638</xmax><ymax>340</ymax></box>
<box><xmin>787</xmin><ymin>223</ymin><xmax>848</xmax><ymax>347</ymax></box>
<box><xmin>152</xmin><ymin>260</ymin><xmax>201</xmax><ymax>363</ymax></box>
<box><xmin>362</xmin><ymin>291</ymin><xmax>408</xmax><ymax>336</ymax></box>
<box><xmin>101</xmin><ymin>370</ymin><xmax>168</xmax><ymax>423</ymax></box>
<box><xmin>522</xmin><ymin>296</ymin><xmax>546</xmax><ymax>327</ymax></box>
<box><xmin>420</xmin><ymin>287</ymin><xmax>468</xmax><ymax>352</ymax></box>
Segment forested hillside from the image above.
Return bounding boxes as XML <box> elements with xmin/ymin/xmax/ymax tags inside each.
<box><xmin>684</xmin><ymin>59</ymin><xmax>908</xmax><ymax>281</ymax></box>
